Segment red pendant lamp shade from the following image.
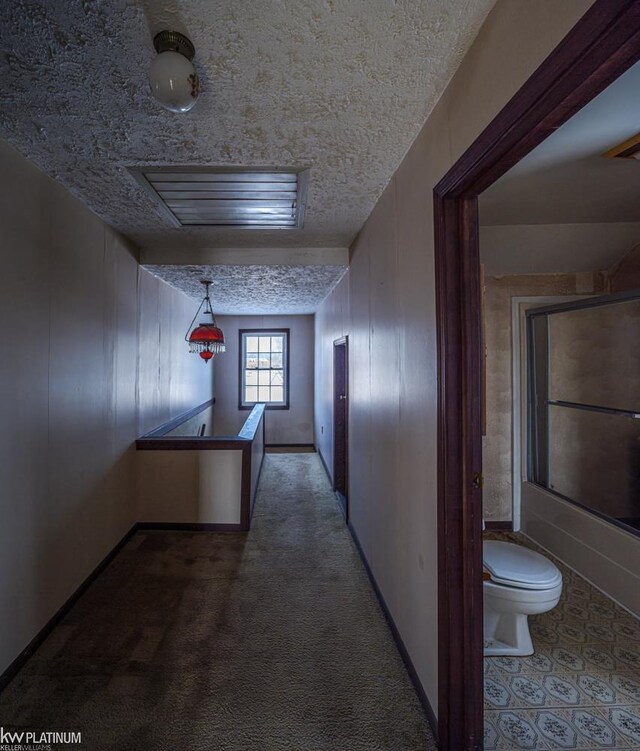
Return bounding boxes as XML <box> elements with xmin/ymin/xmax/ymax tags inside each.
<box><xmin>185</xmin><ymin>280</ymin><xmax>226</xmax><ymax>363</ymax></box>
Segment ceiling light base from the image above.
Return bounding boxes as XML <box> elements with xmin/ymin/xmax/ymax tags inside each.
<box><xmin>153</xmin><ymin>30</ymin><xmax>195</xmax><ymax>60</ymax></box>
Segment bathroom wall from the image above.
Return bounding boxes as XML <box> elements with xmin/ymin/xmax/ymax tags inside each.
<box><xmin>482</xmin><ymin>272</ymin><xmax>606</xmax><ymax>522</ymax></box>
<box><xmin>212</xmin><ymin>314</ymin><xmax>314</xmax><ymax>445</ymax></box>
<box><xmin>610</xmin><ymin>242</ymin><xmax>640</xmax><ymax>293</ymax></box>
<box><xmin>314</xmin><ymin>0</ymin><xmax>596</xmax><ymax>716</ymax></box>
<box><xmin>0</xmin><ymin>137</ymin><xmax>211</xmax><ymax>678</ymax></box>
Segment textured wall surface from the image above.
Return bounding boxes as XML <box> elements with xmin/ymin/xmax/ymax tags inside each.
<box><xmin>136</xmin><ymin>268</ymin><xmax>214</xmax><ymax>436</ymax></box>
<box><xmin>213</xmin><ymin>315</ymin><xmax>315</xmax><ymax>445</ymax></box>
<box><xmin>0</xmin><ymin>137</ymin><xmax>212</xmax><ymax>677</ymax></box>
<box><xmin>145</xmin><ymin>264</ymin><xmax>347</xmax><ymax>313</ymax></box>
<box><xmin>482</xmin><ymin>273</ymin><xmax>606</xmax><ymax>522</ymax></box>
<box><xmin>314</xmin><ymin>0</ymin><xmax>595</xmax><ymax>716</ymax></box>
<box><xmin>0</xmin><ymin>0</ymin><xmax>494</xmax><ymax>251</ymax></box>
<box><xmin>610</xmin><ymin>243</ymin><xmax>640</xmax><ymax>292</ymax></box>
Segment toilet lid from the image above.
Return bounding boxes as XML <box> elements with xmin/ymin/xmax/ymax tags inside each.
<box><xmin>483</xmin><ymin>540</ymin><xmax>562</xmax><ymax>590</ymax></box>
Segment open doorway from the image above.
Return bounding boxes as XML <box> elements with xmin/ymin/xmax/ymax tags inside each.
<box><xmin>333</xmin><ymin>337</ymin><xmax>349</xmax><ymax>520</ymax></box>
<box><xmin>434</xmin><ymin>2</ymin><xmax>640</xmax><ymax>749</ymax></box>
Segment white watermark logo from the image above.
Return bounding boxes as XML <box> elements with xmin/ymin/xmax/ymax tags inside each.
<box><xmin>0</xmin><ymin>727</ymin><xmax>82</xmax><ymax>750</ymax></box>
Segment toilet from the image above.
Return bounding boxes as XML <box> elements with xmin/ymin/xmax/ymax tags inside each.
<box><xmin>483</xmin><ymin>540</ymin><xmax>563</xmax><ymax>657</ymax></box>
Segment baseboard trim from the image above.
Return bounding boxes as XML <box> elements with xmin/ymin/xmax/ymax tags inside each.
<box><xmin>0</xmin><ymin>522</ymin><xmax>139</xmax><ymax>694</ymax></box>
<box><xmin>137</xmin><ymin>521</ymin><xmax>245</xmax><ymax>533</ymax></box>
<box><xmin>347</xmin><ymin>521</ymin><xmax>438</xmax><ymax>739</ymax></box>
<box><xmin>265</xmin><ymin>443</ymin><xmax>316</xmax><ymax>454</ymax></box>
<box><xmin>265</xmin><ymin>443</ymin><xmax>315</xmax><ymax>448</ymax></box>
<box><xmin>484</xmin><ymin>521</ymin><xmax>513</xmax><ymax>531</ymax></box>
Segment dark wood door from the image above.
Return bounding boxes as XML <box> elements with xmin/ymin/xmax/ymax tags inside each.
<box><xmin>333</xmin><ymin>339</ymin><xmax>348</xmax><ymax>519</ymax></box>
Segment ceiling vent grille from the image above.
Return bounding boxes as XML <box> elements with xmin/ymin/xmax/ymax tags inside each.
<box><xmin>130</xmin><ymin>167</ymin><xmax>308</xmax><ymax>229</ymax></box>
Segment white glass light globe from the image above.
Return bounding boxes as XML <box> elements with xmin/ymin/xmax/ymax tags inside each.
<box><xmin>149</xmin><ymin>51</ymin><xmax>200</xmax><ymax>113</ymax></box>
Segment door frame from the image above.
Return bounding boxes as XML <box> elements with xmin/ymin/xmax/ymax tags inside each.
<box><xmin>433</xmin><ymin>2</ymin><xmax>640</xmax><ymax>749</ymax></box>
<box><xmin>333</xmin><ymin>336</ymin><xmax>349</xmax><ymax>520</ymax></box>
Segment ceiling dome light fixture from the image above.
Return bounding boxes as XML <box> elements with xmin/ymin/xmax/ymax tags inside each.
<box><xmin>149</xmin><ymin>30</ymin><xmax>200</xmax><ymax>113</ymax></box>
<box><xmin>185</xmin><ymin>280</ymin><xmax>225</xmax><ymax>363</ymax></box>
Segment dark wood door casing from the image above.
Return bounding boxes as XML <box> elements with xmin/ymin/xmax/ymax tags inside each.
<box><xmin>333</xmin><ymin>338</ymin><xmax>348</xmax><ymax>517</ymax></box>
<box><xmin>433</xmin><ymin>2</ymin><xmax>640</xmax><ymax>749</ymax></box>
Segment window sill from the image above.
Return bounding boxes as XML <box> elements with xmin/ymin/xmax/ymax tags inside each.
<box><xmin>239</xmin><ymin>403</ymin><xmax>290</xmax><ymax>411</ymax></box>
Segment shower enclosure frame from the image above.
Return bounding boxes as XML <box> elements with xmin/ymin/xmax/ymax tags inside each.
<box><xmin>526</xmin><ymin>289</ymin><xmax>640</xmax><ymax>538</ymax></box>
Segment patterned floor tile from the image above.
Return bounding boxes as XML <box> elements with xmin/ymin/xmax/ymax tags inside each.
<box><xmin>485</xmin><ymin>672</ymin><xmax>590</xmax><ymax>710</ymax></box>
<box><xmin>484</xmin><ymin>532</ymin><xmax>640</xmax><ymax>750</ymax></box>
<box><xmin>489</xmin><ymin>654</ymin><xmax>532</xmax><ymax>676</ymax></box>
<box><xmin>575</xmin><ymin>673</ymin><xmax>619</xmax><ymax>706</ymax></box>
<box><xmin>486</xmin><ymin>709</ymin><xmax>550</xmax><ymax>749</ymax></box>
<box><xmin>484</xmin><ymin>715</ymin><xmax>500</xmax><ymax>750</ymax></box>
<box><xmin>612</xmin><ymin>621</ymin><xmax>640</xmax><ymax>643</ymax></box>
<box><xmin>599</xmin><ymin>705</ymin><xmax>640</xmax><ymax>747</ymax></box>
<box><xmin>611</xmin><ymin>674</ymin><xmax>640</xmax><ymax>704</ymax></box>
<box><xmin>485</xmin><ymin>676</ymin><xmax>512</xmax><ymax>709</ymax></box>
<box><xmin>535</xmin><ymin>707</ymin><xmax>628</xmax><ymax>749</ymax></box>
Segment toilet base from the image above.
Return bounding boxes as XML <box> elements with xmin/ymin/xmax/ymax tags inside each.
<box><xmin>483</xmin><ymin>610</ymin><xmax>534</xmax><ymax>657</ymax></box>
<box><xmin>484</xmin><ymin>635</ymin><xmax>534</xmax><ymax>657</ymax></box>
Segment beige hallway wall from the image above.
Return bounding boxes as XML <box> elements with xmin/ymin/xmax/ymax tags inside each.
<box><xmin>314</xmin><ymin>274</ymin><xmax>350</xmax><ymax>475</ymax></box>
<box><xmin>0</xmin><ymin>138</ymin><xmax>212</xmax><ymax>677</ymax></box>
<box><xmin>314</xmin><ymin>0</ymin><xmax>595</xmax><ymax>716</ymax></box>
<box><xmin>213</xmin><ymin>315</ymin><xmax>314</xmax><ymax>445</ymax></box>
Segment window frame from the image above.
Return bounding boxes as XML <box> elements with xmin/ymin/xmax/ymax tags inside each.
<box><xmin>238</xmin><ymin>328</ymin><xmax>290</xmax><ymax>411</ymax></box>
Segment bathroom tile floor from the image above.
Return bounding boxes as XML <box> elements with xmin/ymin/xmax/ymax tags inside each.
<box><xmin>484</xmin><ymin>532</ymin><xmax>640</xmax><ymax>750</ymax></box>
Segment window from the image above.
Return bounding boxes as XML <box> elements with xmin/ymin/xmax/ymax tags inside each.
<box><xmin>527</xmin><ymin>294</ymin><xmax>640</xmax><ymax>537</ymax></box>
<box><xmin>239</xmin><ymin>329</ymin><xmax>289</xmax><ymax>409</ymax></box>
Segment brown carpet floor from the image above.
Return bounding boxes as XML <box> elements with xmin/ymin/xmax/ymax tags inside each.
<box><xmin>0</xmin><ymin>453</ymin><xmax>435</xmax><ymax>750</ymax></box>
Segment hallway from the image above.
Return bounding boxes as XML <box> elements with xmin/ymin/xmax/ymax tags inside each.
<box><xmin>0</xmin><ymin>454</ymin><xmax>435</xmax><ymax>751</ymax></box>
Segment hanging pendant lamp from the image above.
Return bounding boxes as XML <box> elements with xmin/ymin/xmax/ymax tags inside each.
<box><xmin>185</xmin><ymin>280</ymin><xmax>225</xmax><ymax>362</ymax></box>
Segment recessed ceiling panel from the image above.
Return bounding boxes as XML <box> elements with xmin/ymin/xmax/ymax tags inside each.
<box><xmin>0</xmin><ymin>0</ymin><xmax>495</xmax><ymax>250</ymax></box>
<box><xmin>145</xmin><ymin>264</ymin><xmax>347</xmax><ymax>314</ymax></box>
<box><xmin>130</xmin><ymin>167</ymin><xmax>308</xmax><ymax>230</ymax></box>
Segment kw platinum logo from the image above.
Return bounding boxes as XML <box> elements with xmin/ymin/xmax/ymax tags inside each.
<box><xmin>0</xmin><ymin>727</ymin><xmax>82</xmax><ymax>750</ymax></box>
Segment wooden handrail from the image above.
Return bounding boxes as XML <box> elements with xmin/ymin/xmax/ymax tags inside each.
<box><xmin>136</xmin><ymin>402</ymin><xmax>265</xmax><ymax>451</ymax></box>
<box><xmin>140</xmin><ymin>398</ymin><xmax>215</xmax><ymax>439</ymax></box>
<box><xmin>238</xmin><ymin>403</ymin><xmax>266</xmax><ymax>440</ymax></box>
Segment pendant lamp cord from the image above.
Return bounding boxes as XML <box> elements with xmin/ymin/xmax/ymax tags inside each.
<box><xmin>184</xmin><ymin>281</ymin><xmax>216</xmax><ymax>342</ymax></box>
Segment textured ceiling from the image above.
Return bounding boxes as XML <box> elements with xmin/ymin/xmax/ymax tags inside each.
<box><xmin>0</xmin><ymin>0</ymin><xmax>495</xmax><ymax>253</ymax></box>
<box><xmin>147</xmin><ymin>264</ymin><xmax>347</xmax><ymax>314</ymax></box>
